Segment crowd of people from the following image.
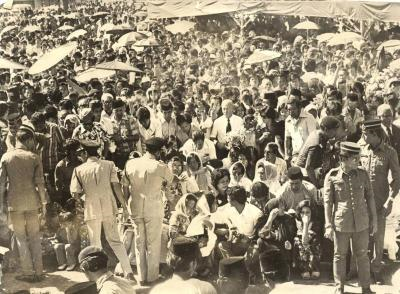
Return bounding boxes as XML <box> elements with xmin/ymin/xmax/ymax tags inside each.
<box><xmin>0</xmin><ymin>1</ymin><xmax>400</xmax><ymax>293</ymax></box>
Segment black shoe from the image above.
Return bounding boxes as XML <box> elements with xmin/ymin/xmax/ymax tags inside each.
<box><xmin>372</xmin><ymin>271</ymin><xmax>384</xmax><ymax>285</ymax></box>
<box><xmin>33</xmin><ymin>274</ymin><xmax>45</xmax><ymax>283</ymax></box>
<box><xmin>362</xmin><ymin>288</ymin><xmax>375</xmax><ymax>294</ymax></box>
<box><xmin>15</xmin><ymin>274</ymin><xmax>36</xmax><ymax>283</ymax></box>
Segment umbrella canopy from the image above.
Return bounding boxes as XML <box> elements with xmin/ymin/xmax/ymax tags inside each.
<box><xmin>327</xmin><ymin>32</ymin><xmax>363</xmax><ymax>46</ymax></box>
<box><xmin>0</xmin><ymin>57</ymin><xmax>27</xmax><ymax>70</ymax></box>
<box><xmin>64</xmin><ymin>13</ymin><xmax>79</xmax><ymax>20</ymax></box>
<box><xmin>100</xmin><ymin>23</ymin><xmax>117</xmax><ymax>32</ymax></box>
<box><xmin>21</xmin><ymin>25</ymin><xmax>41</xmax><ymax>33</ymax></box>
<box><xmin>95</xmin><ymin>60</ymin><xmax>142</xmax><ymax>73</ymax></box>
<box><xmin>134</xmin><ymin>38</ymin><xmax>161</xmax><ymax>47</ymax></box>
<box><xmin>67</xmin><ymin>79</ymin><xmax>88</xmax><ymax>96</ymax></box>
<box><xmin>301</xmin><ymin>72</ymin><xmax>325</xmax><ymax>83</ymax></box>
<box><xmin>75</xmin><ymin>68</ymin><xmax>116</xmax><ymax>83</ymax></box>
<box><xmin>58</xmin><ymin>25</ymin><xmax>74</xmax><ymax>31</ymax></box>
<box><xmin>0</xmin><ymin>25</ymin><xmax>18</xmax><ymax>36</ymax></box>
<box><xmin>389</xmin><ymin>58</ymin><xmax>400</xmax><ymax>71</ymax></box>
<box><xmin>117</xmin><ymin>32</ymin><xmax>148</xmax><ymax>46</ymax></box>
<box><xmin>245</xmin><ymin>50</ymin><xmax>281</xmax><ymax>65</ymax></box>
<box><xmin>165</xmin><ymin>20</ymin><xmax>196</xmax><ymax>34</ymax></box>
<box><xmin>28</xmin><ymin>42</ymin><xmax>78</xmax><ymax>75</ymax></box>
<box><xmin>316</xmin><ymin>33</ymin><xmax>335</xmax><ymax>44</ymax></box>
<box><xmin>66</xmin><ymin>29</ymin><xmax>87</xmax><ymax>41</ymax></box>
<box><xmin>90</xmin><ymin>11</ymin><xmax>110</xmax><ymax>19</ymax></box>
<box><xmin>377</xmin><ymin>40</ymin><xmax>400</xmax><ymax>54</ymax></box>
<box><xmin>253</xmin><ymin>35</ymin><xmax>276</xmax><ymax>43</ymax></box>
<box><xmin>105</xmin><ymin>25</ymin><xmax>135</xmax><ymax>35</ymax></box>
<box><xmin>293</xmin><ymin>21</ymin><xmax>320</xmax><ymax>30</ymax></box>
<box><xmin>134</xmin><ymin>11</ymin><xmax>147</xmax><ymax>17</ymax></box>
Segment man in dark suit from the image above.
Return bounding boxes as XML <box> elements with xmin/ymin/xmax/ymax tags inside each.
<box><xmin>377</xmin><ymin>104</ymin><xmax>400</xmax><ymax>161</ymax></box>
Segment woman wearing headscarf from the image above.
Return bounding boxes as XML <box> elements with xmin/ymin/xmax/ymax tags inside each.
<box><xmin>292</xmin><ymin>200</ymin><xmax>321</xmax><ymax>280</ymax></box>
<box><xmin>229</xmin><ymin>161</ymin><xmax>253</xmax><ymax>192</ymax></box>
<box><xmin>253</xmin><ymin>161</ymin><xmax>281</xmax><ymax>195</ymax></box>
<box><xmin>169</xmin><ymin>194</ymin><xmax>199</xmax><ymax>240</ymax></box>
<box><xmin>186</xmin><ymin>152</ymin><xmax>212</xmax><ymax>192</ymax></box>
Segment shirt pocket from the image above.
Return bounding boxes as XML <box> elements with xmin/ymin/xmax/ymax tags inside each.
<box><xmin>333</xmin><ymin>180</ymin><xmax>346</xmax><ymax>201</ymax></box>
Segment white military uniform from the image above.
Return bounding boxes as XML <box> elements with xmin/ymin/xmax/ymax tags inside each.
<box><xmin>122</xmin><ymin>152</ymin><xmax>174</xmax><ymax>282</ymax></box>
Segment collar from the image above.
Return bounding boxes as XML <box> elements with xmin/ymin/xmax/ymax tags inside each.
<box><xmin>87</xmin><ymin>156</ymin><xmax>100</xmax><ymax>162</ymax></box>
<box><xmin>144</xmin><ymin>152</ymin><xmax>157</xmax><ymax>160</ymax></box>
<box><xmin>368</xmin><ymin>140</ymin><xmax>384</xmax><ymax>151</ymax></box>
<box><xmin>96</xmin><ymin>271</ymin><xmax>113</xmax><ymax>291</ymax></box>
<box><xmin>15</xmin><ymin>142</ymin><xmax>29</xmax><ymax>151</ymax></box>
<box><xmin>338</xmin><ymin>166</ymin><xmax>357</xmax><ymax>178</ymax></box>
<box><xmin>287</xmin><ymin>109</ymin><xmax>308</xmax><ymax>122</ymax></box>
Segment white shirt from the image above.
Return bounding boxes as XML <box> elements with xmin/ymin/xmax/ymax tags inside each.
<box><xmin>210</xmin><ymin>114</ymin><xmax>244</xmax><ymax>144</ymax></box>
<box><xmin>180</xmin><ymin>138</ymin><xmax>217</xmax><ymax>162</ymax></box>
<box><xmin>211</xmin><ymin>203</ymin><xmax>263</xmax><ymax>237</ymax></box>
<box><xmin>285</xmin><ymin>110</ymin><xmax>318</xmax><ymax>156</ymax></box>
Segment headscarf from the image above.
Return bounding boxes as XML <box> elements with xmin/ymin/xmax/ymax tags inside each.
<box><xmin>186</xmin><ymin>152</ymin><xmax>210</xmax><ymax>191</ymax></box>
<box><xmin>228</xmin><ymin>161</ymin><xmax>252</xmax><ymax>192</ymax></box>
<box><xmin>253</xmin><ymin>161</ymin><xmax>281</xmax><ymax>194</ymax></box>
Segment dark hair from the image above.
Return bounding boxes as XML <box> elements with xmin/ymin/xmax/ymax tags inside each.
<box><xmin>192</xmin><ymin>130</ymin><xmax>205</xmax><ymax>142</ymax></box>
<box><xmin>90</xmin><ymin>100</ymin><xmax>102</xmax><ymax>111</ymax></box>
<box><xmin>232</xmin><ymin>162</ymin><xmax>245</xmax><ymax>176</ymax></box>
<box><xmin>228</xmin><ymin>186</ymin><xmax>247</xmax><ymax>205</ymax></box>
<box><xmin>16</xmin><ymin>128</ymin><xmax>34</xmax><ymax>143</ymax></box>
<box><xmin>296</xmin><ymin>199</ymin><xmax>315</xmax><ymax>221</ymax></box>
<box><xmin>176</xmin><ymin>113</ymin><xmax>192</xmax><ymax>126</ymax></box>
<box><xmin>44</xmin><ymin>105</ymin><xmax>58</xmax><ymax>120</ymax></box>
<box><xmin>65</xmin><ymin>139</ymin><xmax>80</xmax><ymax>155</ymax></box>
<box><xmin>137</xmin><ymin>107</ymin><xmax>150</xmax><ymax>123</ymax></box>
<box><xmin>0</xmin><ymin>103</ymin><xmax>8</xmax><ymax>117</ymax></box>
<box><xmin>326</xmin><ymin>101</ymin><xmax>343</xmax><ymax>116</ymax></box>
<box><xmin>30</xmin><ymin>112</ymin><xmax>46</xmax><ymax>125</ymax></box>
<box><xmin>186</xmin><ymin>153</ymin><xmax>202</xmax><ymax>169</ymax></box>
<box><xmin>251</xmin><ymin>182</ymin><xmax>269</xmax><ymax>199</ymax></box>
<box><xmin>84</xmin><ymin>146</ymin><xmax>99</xmax><ymax>157</ymax></box>
<box><xmin>211</xmin><ymin>168</ymin><xmax>230</xmax><ymax>189</ymax></box>
<box><xmin>23</xmin><ymin>99</ymin><xmax>37</xmax><ymax>114</ymax></box>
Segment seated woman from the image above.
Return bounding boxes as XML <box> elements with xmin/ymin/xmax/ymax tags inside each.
<box><xmin>211</xmin><ymin>168</ymin><xmax>231</xmax><ymax>207</ymax></box>
<box><xmin>293</xmin><ymin>200</ymin><xmax>321</xmax><ymax>280</ymax></box>
<box><xmin>169</xmin><ymin>194</ymin><xmax>200</xmax><ymax>240</ymax></box>
<box><xmin>255</xmin><ymin>198</ymin><xmax>297</xmax><ymax>286</ymax></box>
<box><xmin>186</xmin><ymin>152</ymin><xmax>212</xmax><ymax>192</ymax></box>
<box><xmin>229</xmin><ymin>161</ymin><xmax>253</xmax><ymax>192</ymax></box>
<box><xmin>253</xmin><ymin>162</ymin><xmax>281</xmax><ymax>195</ymax></box>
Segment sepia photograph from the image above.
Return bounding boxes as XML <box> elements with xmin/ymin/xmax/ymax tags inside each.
<box><xmin>0</xmin><ymin>0</ymin><xmax>399</xmax><ymax>293</ymax></box>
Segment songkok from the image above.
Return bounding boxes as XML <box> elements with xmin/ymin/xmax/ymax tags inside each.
<box><xmin>340</xmin><ymin>141</ymin><xmax>360</xmax><ymax>155</ymax></box>
<box><xmin>170</xmin><ymin>236</ymin><xmax>198</xmax><ymax>259</ymax></box>
<box><xmin>287</xmin><ymin>166</ymin><xmax>303</xmax><ymax>181</ymax></box>
<box><xmin>78</xmin><ymin>246</ymin><xmax>107</xmax><ymax>264</ymax></box>
<box><xmin>377</xmin><ymin>104</ymin><xmax>393</xmax><ymax>117</ymax></box>
<box><xmin>320</xmin><ymin>116</ymin><xmax>340</xmax><ymax>130</ymax></box>
<box><xmin>363</xmin><ymin>119</ymin><xmax>381</xmax><ymax>131</ymax></box>
<box><xmin>145</xmin><ymin>137</ymin><xmax>165</xmax><ymax>151</ymax></box>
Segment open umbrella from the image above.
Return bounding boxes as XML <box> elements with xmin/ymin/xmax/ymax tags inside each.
<box><xmin>328</xmin><ymin>32</ymin><xmax>363</xmax><ymax>46</ymax></box>
<box><xmin>0</xmin><ymin>57</ymin><xmax>27</xmax><ymax>70</ymax></box>
<box><xmin>94</xmin><ymin>60</ymin><xmax>142</xmax><ymax>73</ymax></box>
<box><xmin>301</xmin><ymin>72</ymin><xmax>325</xmax><ymax>83</ymax></box>
<box><xmin>316</xmin><ymin>33</ymin><xmax>335</xmax><ymax>44</ymax></box>
<box><xmin>253</xmin><ymin>35</ymin><xmax>276</xmax><ymax>43</ymax></box>
<box><xmin>0</xmin><ymin>25</ymin><xmax>18</xmax><ymax>36</ymax></box>
<box><xmin>293</xmin><ymin>21</ymin><xmax>320</xmax><ymax>30</ymax></box>
<box><xmin>100</xmin><ymin>23</ymin><xmax>116</xmax><ymax>32</ymax></box>
<box><xmin>134</xmin><ymin>11</ymin><xmax>147</xmax><ymax>18</ymax></box>
<box><xmin>245</xmin><ymin>50</ymin><xmax>281</xmax><ymax>65</ymax></box>
<box><xmin>66</xmin><ymin>29</ymin><xmax>87</xmax><ymax>41</ymax></box>
<box><xmin>67</xmin><ymin>79</ymin><xmax>88</xmax><ymax>96</ymax></box>
<box><xmin>105</xmin><ymin>25</ymin><xmax>135</xmax><ymax>35</ymax></box>
<box><xmin>21</xmin><ymin>25</ymin><xmax>41</xmax><ymax>33</ymax></box>
<box><xmin>377</xmin><ymin>40</ymin><xmax>400</xmax><ymax>54</ymax></box>
<box><xmin>28</xmin><ymin>42</ymin><xmax>78</xmax><ymax>75</ymax></box>
<box><xmin>64</xmin><ymin>13</ymin><xmax>79</xmax><ymax>20</ymax></box>
<box><xmin>90</xmin><ymin>11</ymin><xmax>109</xmax><ymax>19</ymax></box>
<box><xmin>58</xmin><ymin>24</ymin><xmax>74</xmax><ymax>31</ymax></box>
<box><xmin>117</xmin><ymin>31</ymin><xmax>148</xmax><ymax>46</ymax></box>
<box><xmin>165</xmin><ymin>20</ymin><xmax>196</xmax><ymax>34</ymax></box>
<box><xmin>75</xmin><ymin>68</ymin><xmax>116</xmax><ymax>83</ymax></box>
<box><xmin>133</xmin><ymin>38</ymin><xmax>161</xmax><ymax>47</ymax></box>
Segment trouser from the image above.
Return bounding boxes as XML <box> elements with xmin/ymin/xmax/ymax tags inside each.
<box><xmin>54</xmin><ymin>243</ymin><xmax>78</xmax><ymax>266</ymax></box>
<box><xmin>8</xmin><ymin>210</ymin><xmax>42</xmax><ymax>276</ymax></box>
<box><xmin>133</xmin><ymin>217</ymin><xmax>163</xmax><ymax>282</ymax></box>
<box><xmin>334</xmin><ymin>229</ymin><xmax>370</xmax><ymax>289</ymax></box>
<box><xmin>370</xmin><ymin>209</ymin><xmax>386</xmax><ymax>273</ymax></box>
<box><xmin>86</xmin><ymin>217</ymin><xmax>132</xmax><ymax>275</ymax></box>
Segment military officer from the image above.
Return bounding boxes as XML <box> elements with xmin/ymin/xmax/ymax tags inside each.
<box><xmin>324</xmin><ymin>141</ymin><xmax>377</xmax><ymax>294</ymax></box>
<box><xmin>359</xmin><ymin>119</ymin><xmax>400</xmax><ymax>284</ymax></box>
<box><xmin>122</xmin><ymin>137</ymin><xmax>175</xmax><ymax>286</ymax></box>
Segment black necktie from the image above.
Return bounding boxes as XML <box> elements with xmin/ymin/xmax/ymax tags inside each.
<box><xmin>387</xmin><ymin>127</ymin><xmax>393</xmax><ymax>144</ymax></box>
<box><xmin>226</xmin><ymin>118</ymin><xmax>232</xmax><ymax>133</ymax></box>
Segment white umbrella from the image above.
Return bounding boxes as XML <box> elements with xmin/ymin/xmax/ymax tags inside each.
<box><xmin>95</xmin><ymin>60</ymin><xmax>142</xmax><ymax>72</ymax></box>
<box><xmin>0</xmin><ymin>25</ymin><xmax>18</xmax><ymax>36</ymax></box>
<box><xmin>328</xmin><ymin>32</ymin><xmax>363</xmax><ymax>46</ymax></box>
<box><xmin>75</xmin><ymin>68</ymin><xmax>116</xmax><ymax>83</ymax></box>
<box><xmin>165</xmin><ymin>20</ymin><xmax>196</xmax><ymax>34</ymax></box>
<box><xmin>21</xmin><ymin>25</ymin><xmax>41</xmax><ymax>33</ymax></box>
<box><xmin>301</xmin><ymin>72</ymin><xmax>325</xmax><ymax>83</ymax></box>
<box><xmin>117</xmin><ymin>31</ymin><xmax>148</xmax><ymax>46</ymax></box>
<box><xmin>133</xmin><ymin>38</ymin><xmax>161</xmax><ymax>47</ymax></box>
<box><xmin>377</xmin><ymin>40</ymin><xmax>400</xmax><ymax>54</ymax></box>
<box><xmin>0</xmin><ymin>57</ymin><xmax>27</xmax><ymax>70</ymax></box>
<box><xmin>316</xmin><ymin>33</ymin><xmax>335</xmax><ymax>44</ymax></box>
<box><xmin>58</xmin><ymin>25</ymin><xmax>74</xmax><ymax>31</ymax></box>
<box><xmin>293</xmin><ymin>21</ymin><xmax>320</xmax><ymax>30</ymax></box>
<box><xmin>100</xmin><ymin>23</ymin><xmax>116</xmax><ymax>32</ymax></box>
<box><xmin>245</xmin><ymin>50</ymin><xmax>281</xmax><ymax>65</ymax></box>
<box><xmin>28</xmin><ymin>42</ymin><xmax>78</xmax><ymax>75</ymax></box>
<box><xmin>67</xmin><ymin>29</ymin><xmax>87</xmax><ymax>41</ymax></box>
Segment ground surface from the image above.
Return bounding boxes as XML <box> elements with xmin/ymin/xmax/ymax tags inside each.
<box><xmin>3</xmin><ymin>198</ymin><xmax>400</xmax><ymax>293</ymax></box>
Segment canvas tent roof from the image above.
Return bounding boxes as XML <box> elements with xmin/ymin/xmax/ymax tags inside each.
<box><xmin>147</xmin><ymin>0</ymin><xmax>400</xmax><ymax>22</ymax></box>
